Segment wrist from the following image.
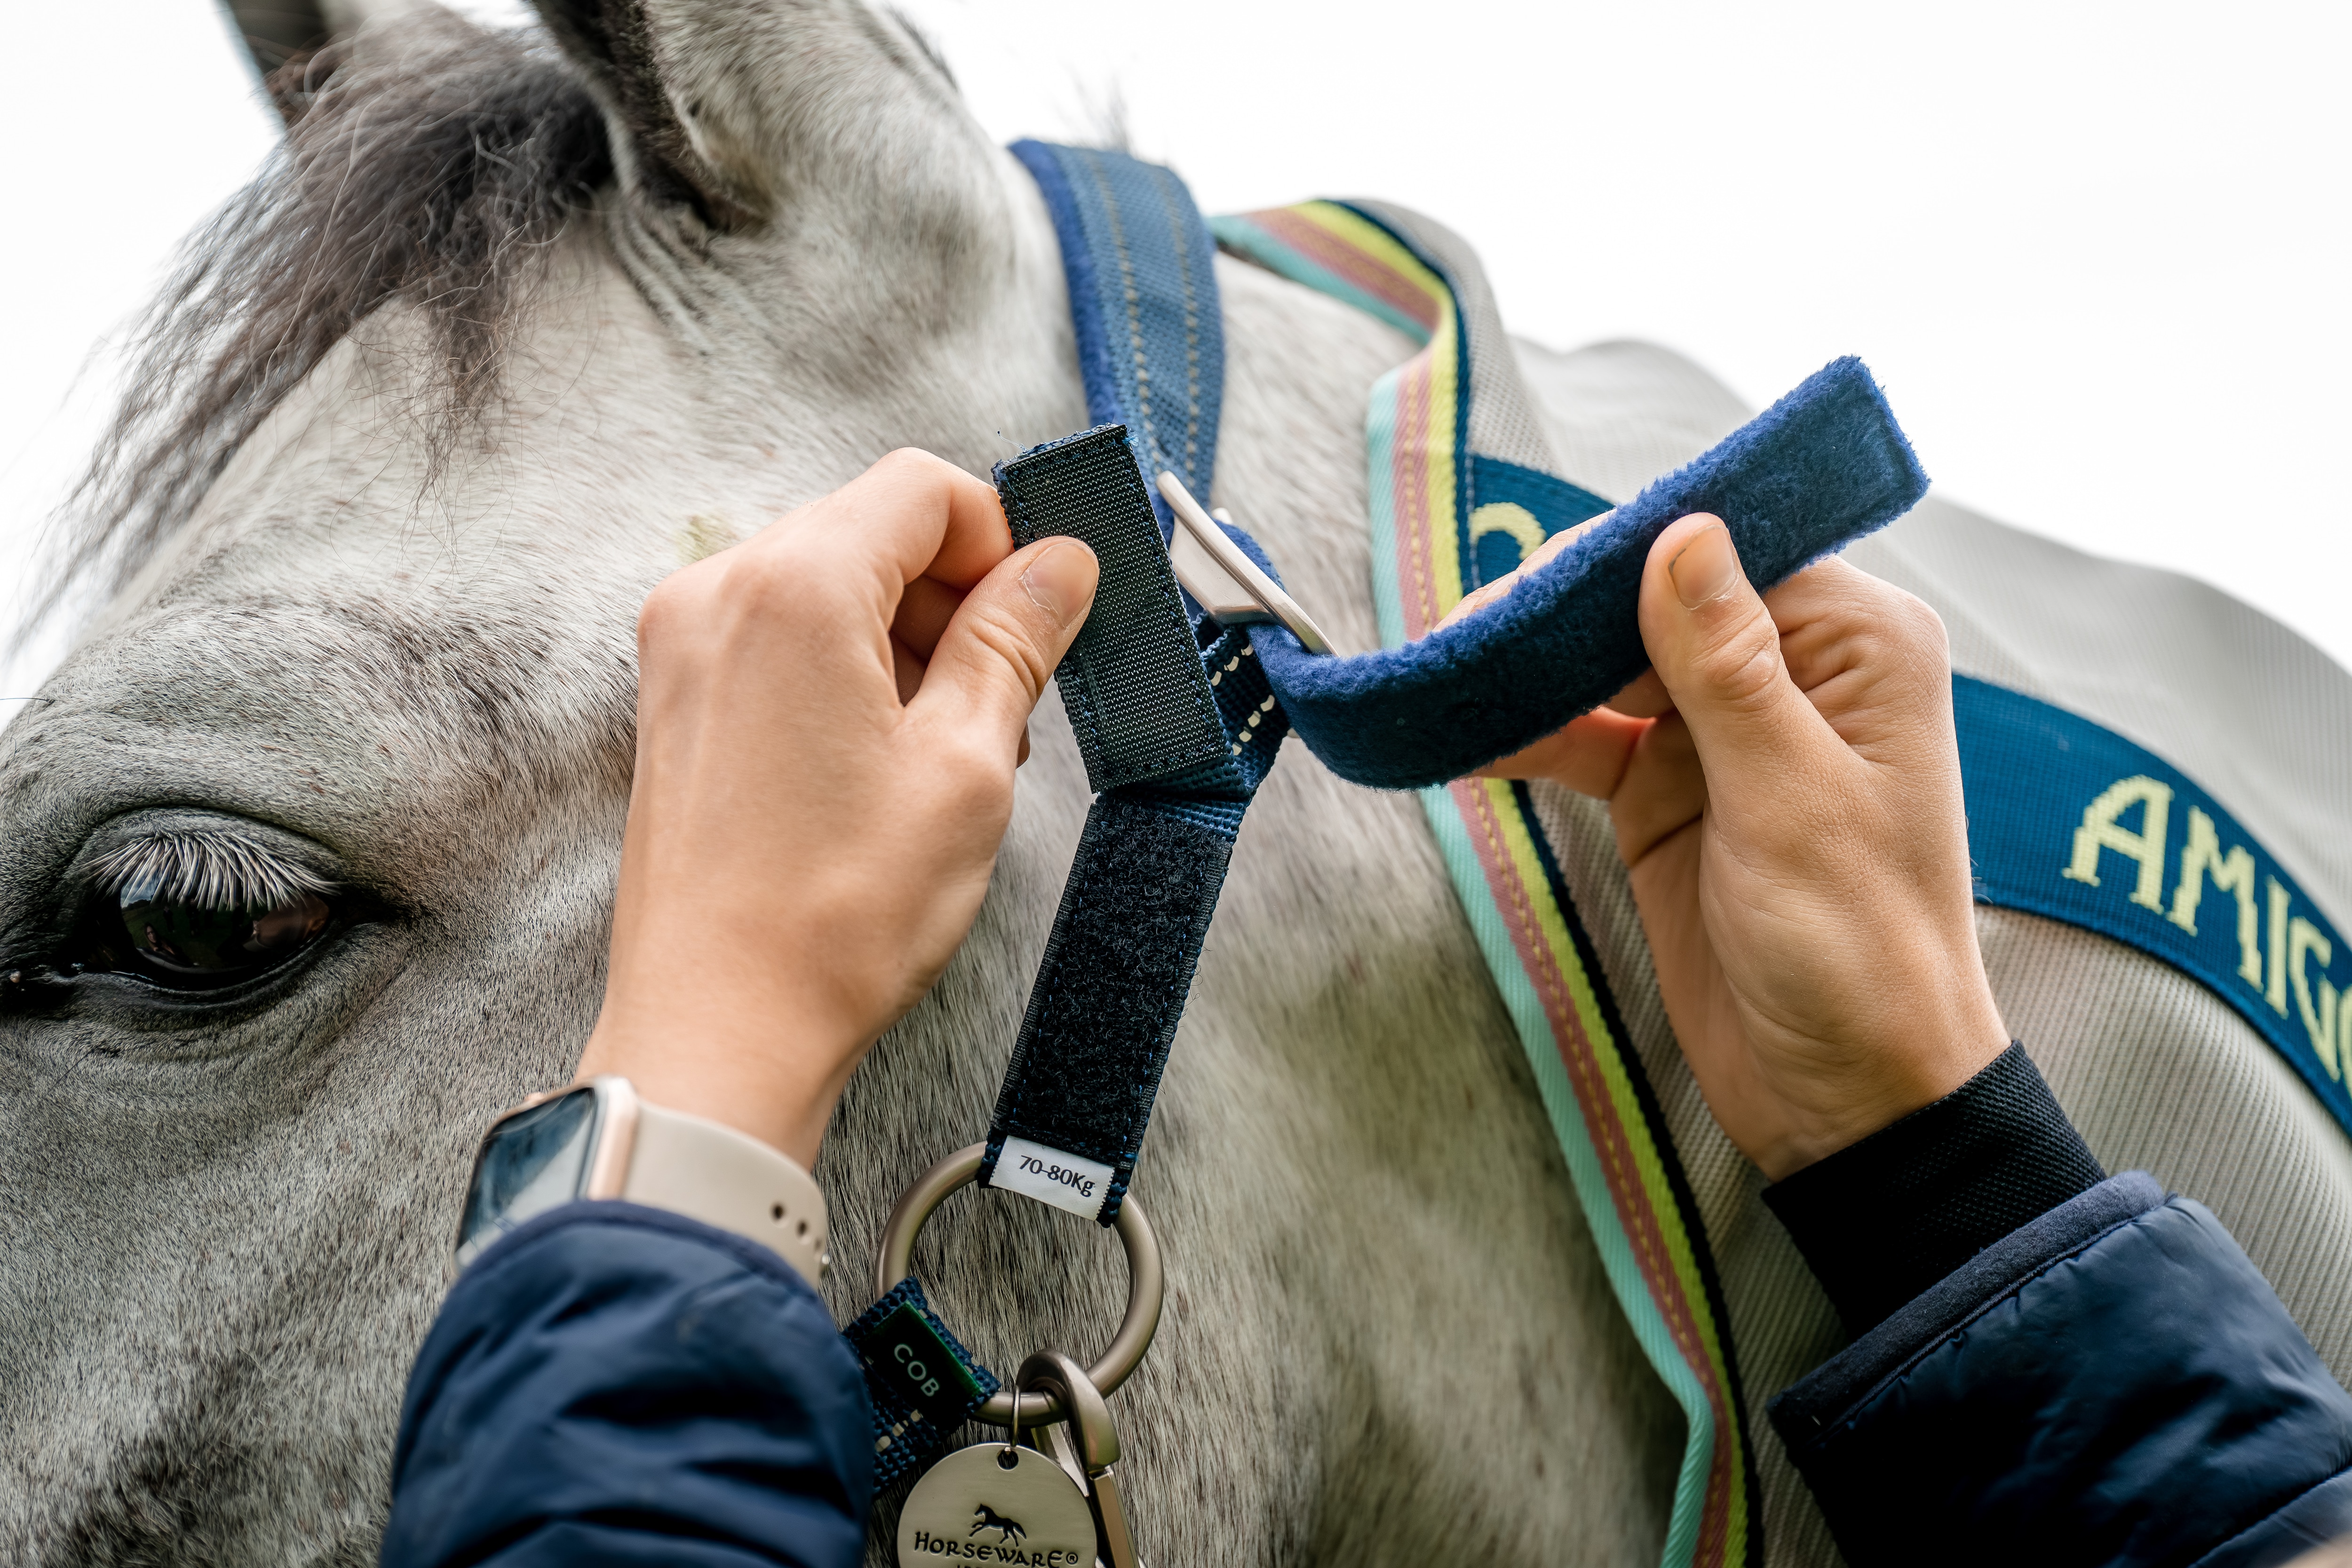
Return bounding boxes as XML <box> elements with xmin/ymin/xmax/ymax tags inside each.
<box><xmin>1763</xmin><ymin>978</ymin><xmax>2012</xmax><ymax>1181</ymax></box>
<box><xmin>456</xmin><ymin>1077</ymin><xmax>833</xmax><ymax>1286</ymax></box>
<box><xmin>580</xmin><ymin>978</ymin><xmax>871</xmax><ymax>1167</ymax></box>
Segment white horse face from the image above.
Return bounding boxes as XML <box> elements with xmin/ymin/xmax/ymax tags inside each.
<box><xmin>0</xmin><ymin>5</ymin><xmax>1086</xmax><ymax>1557</ymax></box>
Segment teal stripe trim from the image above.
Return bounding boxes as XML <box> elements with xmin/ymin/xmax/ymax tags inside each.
<box><xmin>1208</xmin><ymin>214</ymin><xmax>1436</xmax><ymax>345</ymax></box>
<box><xmin>1364</xmin><ymin>371</ymin><xmax>1409</xmax><ymax>649</ymax></box>
<box><xmin>1294</xmin><ymin>197</ymin><xmax>1729</xmax><ymax>1567</ymax></box>
<box><xmin>1415</xmin><ymin>783</ymin><xmax>1713</xmax><ymax>1568</ymax></box>
<box><xmin>1368</xmin><ymin>382</ymin><xmax>1714</xmax><ymax>1566</ymax></box>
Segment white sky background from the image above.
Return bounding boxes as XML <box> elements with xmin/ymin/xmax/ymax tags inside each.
<box><xmin>3</xmin><ymin>0</ymin><xmax>2346</xmax><ymax>700</ymax></box>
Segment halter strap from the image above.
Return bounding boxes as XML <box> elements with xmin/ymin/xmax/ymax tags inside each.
<box><xmin>979</xmin><ymin>424</ymin><xmax>1284</xmax><ymax>1222</ymax></box>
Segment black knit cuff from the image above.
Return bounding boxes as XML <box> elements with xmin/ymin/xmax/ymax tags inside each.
<box><xmin>1762</xmin><ymin>1043</ymin><xmax>2105</xmax><ymax>1334</ymax></box>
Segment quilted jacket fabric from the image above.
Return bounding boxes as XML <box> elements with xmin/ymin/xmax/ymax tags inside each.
<box><xmin>381</xmin><ymin>1203</ymin><xmax>871</xmax><ymax>1568</ymax></box>
<box><xmin>384</xmin><ymin>1186</ymin><xmax>2352</xmax><ymax>1567</ymax></box>
<box><xmin>1772</xmin><ymin>1172</ymin><xmax>2352</xmax><ymax>1567</ymax></box>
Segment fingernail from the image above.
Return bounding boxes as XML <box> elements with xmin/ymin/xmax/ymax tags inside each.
<box><xmin>1669</xmin><ymin>523</ymin><xmax>1741</xmax><ymax>609</ymax></box>
<box><xmin>1021</xmin><ymin>541</ymin><xmax>1097</xmax><ymax>629</ymax></box>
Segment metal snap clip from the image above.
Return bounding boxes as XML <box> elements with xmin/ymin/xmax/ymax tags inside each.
<box><xmin>1156</xmin><ymin>471</ymin><xmax>1338</xmax><ymax>656</ymax></box>
<box><xmin>874</xmin><ymin>1144</ymin><xmax>1163</xmax><ymax>1427</ymax></box>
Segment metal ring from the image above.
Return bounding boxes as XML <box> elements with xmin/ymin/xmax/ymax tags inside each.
<box><xmin>874</xmin><ymin>1143</ymin><xmax>1162</xmax><ymax>1426</ymax></box>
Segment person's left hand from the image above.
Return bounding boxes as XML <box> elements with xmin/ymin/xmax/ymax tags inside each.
<box><xmin>1447</xmin><ymin>515</ymin><xmax>2007</xmax><ymax>1180</ymax></box>
<box><xmin>576</xmin><ymin>450</ymin><xmax>1099</xmax><ymax>1165</ymax></box>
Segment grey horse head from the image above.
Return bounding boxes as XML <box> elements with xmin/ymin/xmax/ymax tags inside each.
<box><xmin>31</xmin><ymin>10</ymin><xmax>2352</xmax><ymax>1568</ymax></box>
<box><xmin>0</xmin><ymin>3</ymin><xmax>1688</xmax><ymax>1562</ymax></box>
<box><xmin>0</xmin><ymin>2</ymin><xmax>1081</xmax><ymax>1557</ymax></box>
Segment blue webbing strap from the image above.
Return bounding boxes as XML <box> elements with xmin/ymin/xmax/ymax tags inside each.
<box><xmin>1009</xmin><ymin>141</ymin><xmax>1223</xmax><ymax>541</ymax></box>
<box><xmin>845</xmin><ymin>1278</ymin><xmax>1002</xmax><ymax>1488</ymax></box>
<box><xmin>974</xmin><ymin>145</ymin><xmax>1272</xmax><ymax>1224</ymax></box>
<box><xmin>845</xmin><ymin>149</ymin><xmax>1250</xmax><ymax>1486</ymax></box>
<box><xmin>847</xmin><ymin>426</ymin><xmax>1286</xmax><ymax>1484</ymax></box>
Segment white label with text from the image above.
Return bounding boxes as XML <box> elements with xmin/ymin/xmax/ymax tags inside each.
<box><xmin>993</xmin><ymin>1138</ymin><xmax>1113</xmax><ymax>1219</ymax></box>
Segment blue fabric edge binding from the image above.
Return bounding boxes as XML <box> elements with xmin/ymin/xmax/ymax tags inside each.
<box><xmin>1954</xmin><ymin>674</ymin><xmax>2352</xmax><ymax>1144</ymax></box>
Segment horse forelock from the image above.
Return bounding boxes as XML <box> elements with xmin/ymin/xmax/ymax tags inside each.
<box><xmin>24</xmin><ymin>11</ymin><xmax>613</xmax><ymax>658</ymax></box>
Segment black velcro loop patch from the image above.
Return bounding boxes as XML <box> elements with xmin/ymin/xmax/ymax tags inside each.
<box><xmin>996</xmin><ymin>424</ymin><xmax>1230</xmax><ymax>794</ymax></box>
<box><xmin>985</xmin><ymin>796</ymin><xmax>1232</xmax><ymax>1215</ymax></box>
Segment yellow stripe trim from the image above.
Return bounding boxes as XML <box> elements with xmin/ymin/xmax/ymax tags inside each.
<box><xmin>1482</xmin><ymin>780</ymin><xmax>1749</xmax><ymax>1555</ymax></box>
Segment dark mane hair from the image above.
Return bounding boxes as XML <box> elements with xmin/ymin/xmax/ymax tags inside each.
<box><xmin>20</xmin><ymin>13</ymin><xmax>612</xmax><ymax>645</ymax></box>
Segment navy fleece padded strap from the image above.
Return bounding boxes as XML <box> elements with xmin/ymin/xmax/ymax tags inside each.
<box><xmin>982</xmin><ymin>425</ymin><xmax>1287</xmax><ymax>1222</ymax></box>
<box><xmin>1248</xmin><ymin>356</ymin><xmax>1930</xmax><ymax>790</ymax></box>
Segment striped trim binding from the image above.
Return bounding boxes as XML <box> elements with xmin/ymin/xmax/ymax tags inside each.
<box><xmin>1215</xmin><ymin>201</ymin><xmax>1756</xmax><ymax>1568</ymax></box>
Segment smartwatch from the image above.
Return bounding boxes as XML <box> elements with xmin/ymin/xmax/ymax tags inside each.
<box><xmin>455</xmin><ymin>1075</ymin><xmax>831</xmax><ymax>1286</ymax></box>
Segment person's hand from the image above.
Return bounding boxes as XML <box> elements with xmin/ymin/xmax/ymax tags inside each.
<box><xmin>575</xmin><ymin>450</ymin><xmax>1099</xmax><ymax>1166</ymax></box>
<box><xmin>1458</xmin><ymin>514</ymin><xmax>2009</xmax><ymax>1179</ymax></box>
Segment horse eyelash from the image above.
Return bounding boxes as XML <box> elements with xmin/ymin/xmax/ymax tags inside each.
<box><xmin>83</xmin><ymin>833</ymin><xmax>334</xmax><ymax>911</ymax></box>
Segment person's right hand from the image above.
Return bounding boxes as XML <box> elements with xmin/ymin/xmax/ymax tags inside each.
<box><xmin>1460</xmin><ymin>515</ymin><xmax>2010</xmax><ymax>1180</ymax></box>
<box><xmin>577</xmin><ymin>450</ymin><xmax>1098</xmax><ymax>1167</ymax></box>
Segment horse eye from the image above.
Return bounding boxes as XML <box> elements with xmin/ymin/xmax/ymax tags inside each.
<box><xmin>105</xmin><ymin>886</ymin><xmax>333</xmax><ymax>989</ymax></box>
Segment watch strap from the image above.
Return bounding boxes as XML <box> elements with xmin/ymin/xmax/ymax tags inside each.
<box><xmin>620</xmin><ymin>1096</ymin><xmax>832</xmax><ymax>1288</ymax></box>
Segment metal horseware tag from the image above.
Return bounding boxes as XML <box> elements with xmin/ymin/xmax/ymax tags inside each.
<box><xmin>897</xmin><ymin>1444</ymin><xmax>1097</xmax><ymax>1568</ymax></box>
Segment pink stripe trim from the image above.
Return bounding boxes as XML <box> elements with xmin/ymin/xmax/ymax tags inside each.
<box><xmin>1394</xmin><ymin>357</ymin><xmax>1440</xmax><ymax>638</ymax></box>
<box><xmin>1452</xmin><ymin>778</ymin><xmax>1739</xmax><ymax>1565</ymax></box>
<box><xmin>1244</xmin><ymin>208</ymin><xmax>1444</xmax><ymax>333</ymax></box>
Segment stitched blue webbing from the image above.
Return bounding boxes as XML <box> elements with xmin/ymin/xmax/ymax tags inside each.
<box><xmin>1009</xmin><ymin>141</ymin><xmax>1222</xmax><ymax>541</ymax></box>
<box><xmin>846</xmin><ymin>153</ymin><xmax>1265</xmax><ymax>1484</ymax></box>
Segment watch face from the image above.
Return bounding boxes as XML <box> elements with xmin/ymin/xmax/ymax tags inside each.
<box><xmin>455</xmin><ymin>1086</ymin><xmax>600</xmax><ymax>1268</ymax></box>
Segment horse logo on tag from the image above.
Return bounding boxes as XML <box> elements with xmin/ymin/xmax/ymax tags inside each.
<box><xmin>897</xmin><ymin>1444</ymin><xmax>1096</xmax><ymax>1568</ymax></box>
<box><xmin>971</xmin><ymin>1505</ymin><xmax>1026</xmax><ymax>1544</ymax></box>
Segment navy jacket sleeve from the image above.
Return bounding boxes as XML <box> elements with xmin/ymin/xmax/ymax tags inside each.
<box><xmin>381</xmin><ymin>1202</ymin><xmax>874</xmax><ymax>1568</ymax></box>
<box><xmin>1767</xmin><ymin>1048</ymin><xmax>2352</xmax><ymax>1568</ymax></box>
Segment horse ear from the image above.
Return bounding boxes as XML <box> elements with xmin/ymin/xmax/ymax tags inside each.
<box><xmin>223</xmin><ymin>1</ymin><xmax>478</xmax><ymax>127</ymax></box>
<box><xmin>525</xmin><ymin>0</ymin><xmax>747</xmax><ymax>225</ymax></box>
<box><xmin>221</xmin><ymin>0</ymin><xmax>331</xmax><ymax>89</ymax></box>
<box><xmin>524</xmin><ymin>0</ymin><xmax>967</xmax><ymax>233</ymax></box>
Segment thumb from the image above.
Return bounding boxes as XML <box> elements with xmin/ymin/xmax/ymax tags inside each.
<box><xmin>1638</xmin><ymin>515</ymin><xmax>1829</xmax><ymax>781</ymax></box>
<box><xmin>912</xmin><ymin>538</ymin><xmax>1098</xmax><ymax>750</ymax></box>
